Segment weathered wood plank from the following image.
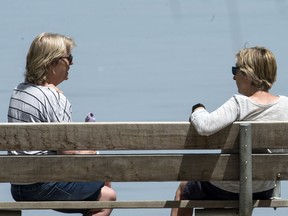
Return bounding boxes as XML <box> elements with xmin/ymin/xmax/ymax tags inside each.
<box><xmin>0</xmin><ymin>154</ymin><xmax>287</xmax><ymax>182</ymax></box>
<box><xmin>0</xmin><ymin>200</ymin><xmax>287</xmax><ymax>210</ymax></box>
<box><xmin>0</xmin><ymin>122</ymin><xmax>239</xmax><ymax>150</ymax></box>
<box><xmin>0</xmin><ymin>201</ymin><xmax>239</xmax><ymax>210</ymax></box>
<box><xmin>0</xmin><ymin>122</ymin><xmax>288</xmax><ymax>151</ymax></box>
<box><xmin>1</xmin><ymin>154</ymin><xmax>236</xmax><ymax>182</ymax></box>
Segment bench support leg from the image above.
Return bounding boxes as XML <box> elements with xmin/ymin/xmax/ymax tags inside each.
<box><xmin>239</xmin><ymin>123</ymin><xmax>253</xmax><ymax>216</ymax></box>
<box><xmin>195</xmin><ymin>209</ymin><xmax>238</xmax><ymax>216</ymax></box>
<box><xmin>0</xmin><ymin>210</ymin><xmax>21</xmax><ymax>216</ymax></box>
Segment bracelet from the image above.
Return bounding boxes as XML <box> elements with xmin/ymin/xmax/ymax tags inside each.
<box><xmin>192</xmin><ymin>103</ymin><xmax>205</xmax><ymax>113</ymax></box>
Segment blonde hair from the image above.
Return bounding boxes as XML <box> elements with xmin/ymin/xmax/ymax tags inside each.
<box><xmin>25</xmin><ymin>32</ymin><xmax>76</xmax><ymax>85</ymax></box>
<box><xmin>236</xmin><ymin>46</ymin><xmax>277</xmax><ymax>91</ymax></box>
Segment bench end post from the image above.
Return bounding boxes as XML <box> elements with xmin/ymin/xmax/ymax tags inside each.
<box><xmin>239</xmin><ymin>123</ymin><xmax>253</xmax><ymax>216</ymax></box>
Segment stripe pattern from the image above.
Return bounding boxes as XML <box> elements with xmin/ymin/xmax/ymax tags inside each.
<box><xmin>8</xmin><ymin>82</ymin><xmax>72</xmax><ymax>155</ymax></box>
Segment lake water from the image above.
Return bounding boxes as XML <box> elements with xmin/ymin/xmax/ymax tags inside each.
<box><xmin>1</xmin><ymin>0</ymin><xmax>288</xmax><ymax>215</ymax></box>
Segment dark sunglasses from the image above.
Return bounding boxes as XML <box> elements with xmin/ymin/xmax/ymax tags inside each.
<box><xmin>232</xmin><ymin>66</ymin><xmax>239</xmax><ymax>75</ymax></box>
<box><xmin>60</xmin><ymin>54</ymin><xmax>73</xmax><ymax>65</ymax></box>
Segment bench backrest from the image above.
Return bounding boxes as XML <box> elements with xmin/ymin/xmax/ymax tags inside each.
<box><xmin>0</xmin><ymin>121</ymin><xmax>287</xmax><ymax>183</ymax></box>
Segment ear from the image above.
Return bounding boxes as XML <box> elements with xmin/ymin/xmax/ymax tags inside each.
<box><xmin>46</xmin><ymin>63</ymin><xmax>57</xmax><ymax>76</ymax></box>
<box><xmin>242</xmin><ymin>72</ymin><xmax>251</xmax><ymax>81</ymax></box>
<box><xmin>47</xmin><ymin>64</ymin><xmax>53</xmax><ymax>72</ymax></box>
<box><xmin>246</xmin><ymin>76</ymin><xmax>254</xmax><ymax>86</ymax></box>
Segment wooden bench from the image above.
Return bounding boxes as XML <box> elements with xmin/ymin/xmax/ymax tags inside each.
<box><xmin>0</xmin><ymin>121</ymin><xmax>288</xmax><ymax>216</ymax></box>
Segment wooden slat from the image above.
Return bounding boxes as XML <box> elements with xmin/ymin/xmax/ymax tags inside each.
<box><xmin>0</xmin><ymin>200</ymin><xmax>288</xmax><ymax>210</ymax></box>
<box><xmin>0</xmin><ymin>122</ymin><xmax>239</xmax><ymax>150</ymax></box>
<box><xmin>1</xmin><ymin>154</ymin><xmax>236</xmax><ymax>182</ymax></box>
<box><xmin>247</xmin><ymin>121</ymin><xmax>288</xmax><ymax>149</ymax></box>
<box><xmin>0</xmin><ymin>154</ymin><xmax>288</xmax><ymax>183</ymax></box>
<box><xmin>0</xmin><ymin>200</ymin><xmax>239</xmax><ymax>210</ymax></box>
<box><xmin>0</xmin><ymin>122</ymin><xmax>288</xmax><ymax>151</ymax></box>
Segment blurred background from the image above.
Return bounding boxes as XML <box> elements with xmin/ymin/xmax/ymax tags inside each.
<box><xmin>0</xmin><ymin>0</ymin><xmax>288</xmax><ymax>215</ymax></box>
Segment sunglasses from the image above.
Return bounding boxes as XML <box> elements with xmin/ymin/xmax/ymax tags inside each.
<box><xmin>232</xmin><ymin>66</ymin><xmax>239</xmax><ymax>75</ymax></box>
<box><xmin>60</xmin><ymin>54</ymin><xmax>73</xmax><ymax>65</ymax></box>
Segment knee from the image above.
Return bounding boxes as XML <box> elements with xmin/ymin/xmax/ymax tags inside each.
<box><xmin>99</xmin><ymin>186</ymin><xmax>117</xmax><ymax>201</ymax></box>
<box><xmin>176</xmin><ymin>181</ymin><xmax>188</xmax><ymax>199</ymax></box>
<box><xmin>108</xmin><ymin>187</ymin><xmax>117</xmax><ymax>201</ymax></box>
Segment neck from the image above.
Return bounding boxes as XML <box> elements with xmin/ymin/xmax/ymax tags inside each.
<box><xmin>244</xmin><ymin>85</ymin><xmax>266</xmax><ymax>97</ymax></box>
<box><xmin>250</xmin><ymin>90</ymin><xmax>269</xmax><ymax>97</ymax></box>
<box><xmin>248</xmin><ymin>90</ymin><xmax>278</xmax><ymax>105</ymax></box>
<box><xmin>42</xmin><ymin>83</ymin><xmax>63</xmax><ymax>93</ymax></box>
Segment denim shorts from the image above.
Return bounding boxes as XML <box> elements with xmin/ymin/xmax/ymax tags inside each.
<box><xmin>11</xmin><ymin>181</ymin><xmax>105</xmax><ymax>215</ymax></box>
<box><xmin>183</xmin><ymin>181</ymin><xmax>274</xmax><ymax>200</ymax></box>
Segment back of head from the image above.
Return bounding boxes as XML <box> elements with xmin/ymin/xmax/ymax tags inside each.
<box><xmin>236</xmin><ymin>46</ymin><xmax>277</xmax><ymax>91</ymax></box>
<box><xmin>25</xmin><ymin>32</ymin><xmax>76</xmax><ymax>85</ymax></box>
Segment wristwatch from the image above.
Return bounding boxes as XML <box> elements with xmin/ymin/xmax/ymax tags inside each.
<box><xmin>192</xmin><ymin>103</ymin><xmax>205</xmax><ymax>113</ymax></box>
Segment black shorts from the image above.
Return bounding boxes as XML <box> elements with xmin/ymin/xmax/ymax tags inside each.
<box><xmin>11</xmin><ymin>181</ymin><xmax>105</xmax><ymax>215</ymax></box>
<box><xmin>183</xmin><ymin>181</ymin><xmax>274</xmax><ymax>200</ymax></box>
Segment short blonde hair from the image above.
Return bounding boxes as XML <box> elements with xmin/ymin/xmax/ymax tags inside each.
<box><xmin>25</xmin><ymin>32</ymin><xmax>76</xmax><ymax>85</ymax></box>
<box><xmin>236</xmin><ymin>46</ymin><xmax>277</xmax><ymax>91</ymax></box>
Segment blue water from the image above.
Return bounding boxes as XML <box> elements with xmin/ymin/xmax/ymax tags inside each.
<box><xmin>1</xmin><ymin>0</ymin><xmax>288</xmax><ymax>215</ymax></box>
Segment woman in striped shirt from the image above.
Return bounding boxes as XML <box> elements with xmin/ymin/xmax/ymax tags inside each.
<box><xmin>8</xmin><ymin>32</ymin><xmax>116</xmax><ymax>216</ymax></box>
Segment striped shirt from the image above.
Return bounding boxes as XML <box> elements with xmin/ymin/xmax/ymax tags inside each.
<box><xmin>8</xmin><ymin>82</ymin><xmax>72</xmax><ymax>155</ymax></box>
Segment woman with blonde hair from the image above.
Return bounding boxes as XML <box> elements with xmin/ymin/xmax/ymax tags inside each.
<box><xmin>171</xmin><ymin>46</ymin><xmax>288</xmax><ymax>216</ymax></box>
<box><xmin>8</xmin><ymin>32</ymin><xmax>116</xmax><ymax>216</ymax></box>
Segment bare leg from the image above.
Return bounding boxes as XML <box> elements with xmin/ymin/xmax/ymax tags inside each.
<box><xmin>86</xmin><ymin>186</ymin><xmax>117</xmax><ymax>216</ymax></box>
<box><xmin>171</xmin><ymin>181</ymin><xmax>193</xmax><ymax>216</ymax></box>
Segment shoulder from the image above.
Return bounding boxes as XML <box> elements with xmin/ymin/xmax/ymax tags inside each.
<box><xmin>276</xmin><ymin>95</ymin><xmax>288</xmax><ymax>104</ymax></box>
<box><xmin>229</xmin><ymin>94</ymin><xmax>252</xmax><ymax>105</ymax></box>
<box><xmin>15</xmin><ymin>83</ymin><xmax>51</xmax><ymax>94</ymax></box>
<box><xmin>278</xmin><ymin>95</ymin><xmax>288</xmax><ymax>100</ymax></box>
<box><xmin>13</xmin><ymin>83</ymin><xmax>66</xmax><ymax>102</ymax></box>
<box><xmin>231</xmin><ymin>94</ymin><xmax>248</xmax><ymax>101</ymax></box>
<box><xmin>220</xmin><ymin>94</ymin><xmax>248</xmax><ymax>106</ymax></box>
